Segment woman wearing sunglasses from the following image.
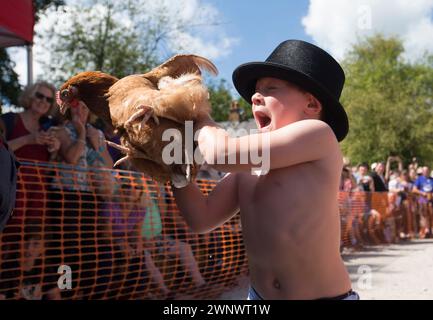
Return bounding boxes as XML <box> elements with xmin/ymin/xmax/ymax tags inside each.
<box><xmin>0</xmin><ymin>81</ymin><xmax>60</xmax><ymax>161</ymax></box>
<box><xmin>0</xmin><ymin>81</ymin><xmax>63</xmax><ymax>300</ymax></box>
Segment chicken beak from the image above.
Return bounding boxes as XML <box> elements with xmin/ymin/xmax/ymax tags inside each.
<box><xmin>56</xmin><ymin>91</ymin><xmax>69</xmax><ymax>114</ymax></box>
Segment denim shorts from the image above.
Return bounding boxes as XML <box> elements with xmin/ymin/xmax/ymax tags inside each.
<box><xmin>247</xmin><ymin>286</ymin><xmax>360</xmax><ymax>300</ymax></box>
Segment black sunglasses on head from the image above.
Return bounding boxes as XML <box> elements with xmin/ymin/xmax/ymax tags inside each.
<box><xmin>34</xmin><ymin>91</ymin><xmax>54</xmax><ymax>104</ymax></box>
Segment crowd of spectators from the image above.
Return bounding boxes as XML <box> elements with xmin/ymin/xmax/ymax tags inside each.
<box><xmin>340</xmin><ymin>156</ymin><xmax>433</xmax><ymax>249</ymax></box>
<box><xmin>0</xmin><ymin>80</ymin><xmax>210</xmax><ymax>300</ymax></box>
<box><xmin>1</xmin><ymin>80</ymin><xmax>432</xmax><ymax>299</ymax></box>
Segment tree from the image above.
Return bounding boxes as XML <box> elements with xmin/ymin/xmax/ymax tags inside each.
<box><xmin>207</xmin><ymin>79</ymin><xmax>254</xmax><ymax>122</ymax></box>
<box><xmin>208</xmin><ymin>79</ymin><xmax>233</xmax><ymax>121</ymax></box>
<box><xmin>236</xmin><ymin>97</ymin><xmax>253</xmax><ymax>121</ymax></box>
<box><xmin>0</xmin><ymin>0</ymin><xmax>64</xmax><ymax>110</ymax></box>
<box><xmin>35</xmin><ymin>0</ymin><xmax>229</xmax><ymax>85</ymax></box>
<box><xmin>34</xmin><ymin>0</ymin><xmax>65</xmax><ymax>23</ymax></box>
<box><xmin>340</xmin><ymin>34</ymin><xmax>433</xmax><ymax>167</ymax></box>
<box><xmin>36</xmin><ymin>2</ymin><xmax>156</xmax><ymax>83</ymax></box>
<box><xmin>0</xmin><ymin>48</ymin><xmax>21</xmax><ymax>107</ymax></box>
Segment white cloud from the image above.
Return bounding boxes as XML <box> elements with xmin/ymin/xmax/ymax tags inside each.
<box><xmin>10</xmin><ymin>0</ymin><xmax>238</xmax><ymax>86</ymax></box>
<box><xmin>302</xmin><ymin>0</ymin><xmax>433</xmax><ymax>61</ymax></box>
<box><xmin>140</xmin><ymin>0</ymin><xmax>239</xmax><ymax>59</ymax></box>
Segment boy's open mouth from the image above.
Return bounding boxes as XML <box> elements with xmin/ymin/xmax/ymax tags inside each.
<box><xmin>254</xmin><ymin>110</ymin><xmax>272</xmax><ymax>130</ymax></box>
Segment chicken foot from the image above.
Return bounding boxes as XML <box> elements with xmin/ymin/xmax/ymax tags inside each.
<box><xmin>125</xmin><ymin>105</ymin><xmax>160</xmax><ymax>132</ymax></box>
<box><xmin>106</xmin><ymin>140</ymin><xmax>152</xmax><ymax>167</ymax></box>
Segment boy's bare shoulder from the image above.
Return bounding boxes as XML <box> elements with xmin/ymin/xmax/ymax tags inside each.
<box><xmin>262</xmin><ymin>119</ymin><xmax>341</xmax><ymax>171</ymax></box>
<box><xmin>292</xmin><ymin>119</ymin><xmax>336</xmax><ymax>135</ymax></box>
<box><xmin>294</xmin><ymin>119</ymin><xmax>341</xmax><ymax>155</ymax></box>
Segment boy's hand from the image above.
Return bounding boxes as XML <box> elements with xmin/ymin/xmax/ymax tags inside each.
<box><xmin>198</xmin><ymin>125</ymin><xmax>230</xmax><ymax>165</ymax></box>
<box><xmin>171</xmin><ymin>173</ymin><xmax>189</xmax><ymax>189</ymax></box>
<box><xmin>194</xmin><ymin>112</ymin><xmax>220</xmax><ymax>128</ymax></box>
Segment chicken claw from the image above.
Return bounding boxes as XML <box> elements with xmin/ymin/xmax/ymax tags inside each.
<box><xmin>171</xmin><ymin>150</ymin><xmax>193</xmax><ymax>188</ymax></box>
<box><xmin>125</xmin><ymin>105</ymin><xmax>159</xmax><ymax>131</ymax></box>
<box><xmin>185</xmin><ymin>148</ymin><xmax>193</xmax><ymax>182</ymax></box>
<box><xmin>106</xmin><ymin>140</ymin><xmax>151</xmax><ymax>167</ymax></box>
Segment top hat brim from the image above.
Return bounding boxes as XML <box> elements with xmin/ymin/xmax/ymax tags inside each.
<box><xmin>232</xmin><ymin>61</ymin><xmax>349</xmax><ymax>142</ymax></box>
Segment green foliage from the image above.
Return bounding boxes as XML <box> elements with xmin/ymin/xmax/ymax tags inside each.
<box><xmin>33</xmin><ymin>0</ymin><xmax>64</xmax><ymax>23</ymax></box>
<box><xmin>340</xmin><ymin>34</ymin><xmax>433</xmax><ymax>167</ymax></box>
<box><xmin>0</xmin><ymin>48</ymin><xmax>21</xmax><ymax>108</ymax></box>
<box><xmin>36</xmin><ymin>0</ymin><xmax>223</xmax><ymax>85</ymax></box>
<box><xmin>207</xmin><ymin>79</ymin><xmax>233</xmax><ymax>121</ymax></box>
<box><xmin>236</xmin><ymin>97</ymin><xmax>253</xmax><ymax>120</ymax></box>
<box><xmin>37</xmin><ymin>3</ymin><xmax>159</xmax><ymax>84</ymax></box>
<box><xmin>0</xmin><ymin>0</ymin><xmax>65</xmax><ymax>110</ymax></box>
<box><xmin>207</xmin><ymin>79</ymin><xmax>253</xmax><ymax>122</ymax></box>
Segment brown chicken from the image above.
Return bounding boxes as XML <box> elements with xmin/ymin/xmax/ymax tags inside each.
<box><xmin>56</xmin><ymin>55</ymin><xmax>218</xmax><ymax>186</ymax></box>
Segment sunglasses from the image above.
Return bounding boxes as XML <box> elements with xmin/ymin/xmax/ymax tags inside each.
<box><xmin>34</xmin><ymin>91</ymin><xmax>54</xmax><ymax>104</ymax></box>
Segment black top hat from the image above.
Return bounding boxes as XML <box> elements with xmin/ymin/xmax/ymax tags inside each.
<box><xmin>232</xmin><ymin>40</ymin><xmax>349</xmax><ymax>141</ymax></box>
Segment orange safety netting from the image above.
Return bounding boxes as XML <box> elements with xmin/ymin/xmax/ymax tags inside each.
<box><xmin>0</xmin><ymin>160</ymin><xmax>246</xmax><ymax>300</ymax></box>
<box><xmin>0</xmin><ymin>160</ymin><xmax>431</xmax><ymax>300</ymax></box>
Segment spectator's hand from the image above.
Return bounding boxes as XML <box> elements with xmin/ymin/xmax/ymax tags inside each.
<box><xmin>46</xmin><ymin>136</ymin><xmax>61</xmax><ymax>153</ymax></box>
<box><xmin>31</xmin><ymin>131</ymin><xmax>51</xmax><ymax>145</ymax></box>
<box><xmin>71</xmin><ymin>113</ymin><xmax>86</xmax><ymax>137</ymax></box>
<box><xmin>127</xmin><ymin>244</ymin><xmax>139</xmax><ymax>257</ymax></box>
<box><xmin>46</xmin><ymin>126</ymin><xmax>60</xmax><ymax>137</ymax></box>
<box><xmin>86</xmin><ymin>125</ymin><xmax>102</xmax><ymax>151</ymax></box>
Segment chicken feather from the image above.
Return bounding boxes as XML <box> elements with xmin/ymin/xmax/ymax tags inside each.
<box><xmin>56</xmin><ymin>54</ymin><xmax>217</xmax><ymax>185</ymax></box>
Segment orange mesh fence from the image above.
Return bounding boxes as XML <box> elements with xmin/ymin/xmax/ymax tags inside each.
<box><xmin>338</xmin><ymin>190</ymin><xmax>429</xmax><ymax>249</ymax></box>
<box><xmin>0</xmin><ymin>160</ymin><xmax>246</xmax><ymax>300</ymax></box>
<box><xmin>0</xmin><ymin>160</ymin><xmax>429</xmax><ymax>300</ymax></box>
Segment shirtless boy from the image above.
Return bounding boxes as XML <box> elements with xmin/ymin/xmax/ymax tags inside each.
<box><xmin>172</xmin><ymin>40</ymin><xmax>358</xmax><ymax>300</ymax></box>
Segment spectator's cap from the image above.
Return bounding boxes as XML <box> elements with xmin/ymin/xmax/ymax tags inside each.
<box><xmin>232</xmin><ymin>39</ymin><xmax>348</xmax><ymax>141</ymax></box>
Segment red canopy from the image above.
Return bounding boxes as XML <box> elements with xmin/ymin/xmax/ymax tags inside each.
<box><xmin>0</xmin><ymin>0</ymin><xmax>34</xmax><ymax>47</ymax></box>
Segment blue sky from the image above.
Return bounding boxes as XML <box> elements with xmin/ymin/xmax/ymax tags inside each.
<box><xmin>206</xmin><ymin>0</ymin><xmax>311</xmax><ymax>85</ymax></box>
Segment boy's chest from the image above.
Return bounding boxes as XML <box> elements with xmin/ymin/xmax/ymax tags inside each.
<box><xmin>237</xmin><ymin>165</ymin><xmax>336</xmax><ymax>251</ymax></box>
<box><xmin>237</xmin><ymin>163</ymin><xmax>328</xmax><ymax>208</ymax></box>
<box><xmin>238</xmin><ymin>163</ymin><xmax>340</xmax><ymax>221</ymax></box>
<box><xmin>239</xmin><ymin>163</ymin><xmax>324</xmax><ymax>192</ymax></box>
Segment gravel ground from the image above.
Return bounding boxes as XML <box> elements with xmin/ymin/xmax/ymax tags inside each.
<box><xmin>217</xmin><ymin>239</ymin><xmax>433</xmax><ymax>300</ymax></box>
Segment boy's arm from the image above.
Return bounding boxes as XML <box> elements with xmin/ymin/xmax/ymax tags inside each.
<box><xmin>197</xmin><ymin>119</ymin><xmax>339</xmax><ymax>173</ymax></box>
<box><xmin>172</xmin><ymin>172</ymin><xmax>239</xmax><ymax>234</ymax></box>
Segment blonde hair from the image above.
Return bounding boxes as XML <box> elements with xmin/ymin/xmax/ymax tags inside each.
<box><xmin>18</xmin><ymin>80</ymin><xmax>57</xmax><ymax>110</ymax></box>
